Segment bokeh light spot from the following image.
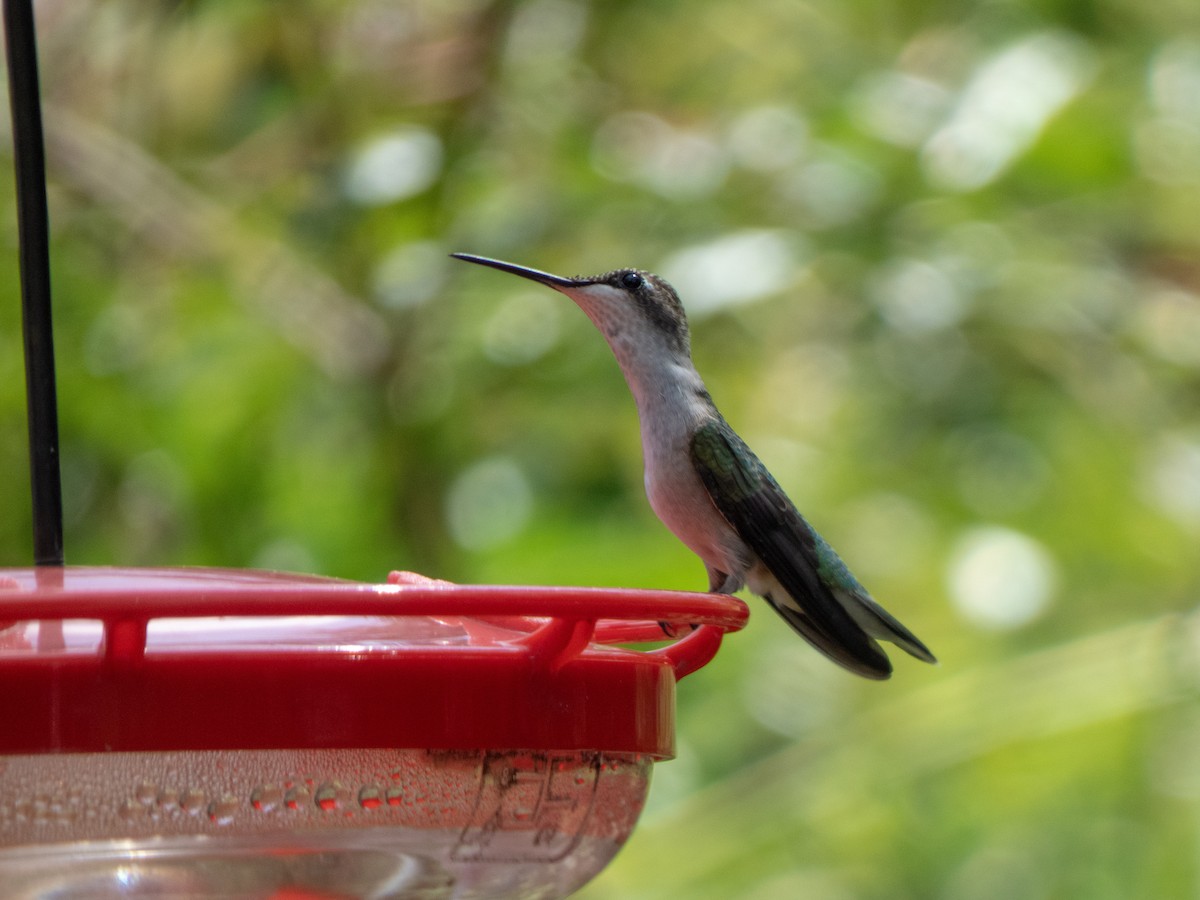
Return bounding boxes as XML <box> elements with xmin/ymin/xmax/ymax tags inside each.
<box><xmin>1140</xmin><ymin>432</ymin><xmax>1200</xmax><ymax>528</ymax></box>
<box><xmin>592</xmin><ymin>111</ymin><xmax>728</xmax><ymax>198</ymax></box>
<box><xmin>371</xmin><ymin>241</ymin><xmax>448</xmax><ymax>310</ymax></box>
<box><xmin>482</xmin><ymin>290</ymin><xmax>562</xmax><ymax>365</ymax></box>
<box><xmin>445</xmin><ymin>457</ymin><xmax>533</xmax><ymax>550</ymax></box>
<box><xmin>947</xmin><ymin>526</ymin><xmax>1058</xmax><ymax>630</ymax></box>
<box><xmin>922</xmin><ymin>32</ymin><xmax>1095</xmax><ymax>191</ymax></box>
<box><xmin>659</xmin><ymin>230</ymin><xmax>801</xmax><ymax>316</ymax></box>
<box><xmin>344</xmin><ymin>127</ymin><xmax>443</xmax><ymax>205</ymax></box>
<box><xmin>728</xmin><ymin>105</ymin><xmax>808</xmax><ymax>172</ymax></box>
<box><xmin>869</xmin><ymin>257</ymin><xmax>969</xmax><ymax>333</ymax></box>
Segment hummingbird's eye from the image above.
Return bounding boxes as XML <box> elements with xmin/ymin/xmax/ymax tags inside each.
<box><xmin>620</xmin><ymin>271</ymin><xmax>644</xmax><ymax>290</ymax></box>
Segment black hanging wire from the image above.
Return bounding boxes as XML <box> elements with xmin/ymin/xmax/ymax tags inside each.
<box><xmin>4</xmin><ymin>0</ymin><xmax>63</xmax><ymax>566</ymax></box>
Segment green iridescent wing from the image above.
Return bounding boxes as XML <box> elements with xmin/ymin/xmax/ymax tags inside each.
<box><xmin>689</xmin><ymin>416</ymin><xmax>893</xmax><ymax>678</ymax></box>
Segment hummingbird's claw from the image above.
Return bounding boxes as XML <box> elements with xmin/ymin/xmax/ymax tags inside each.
<box><xmin>658</xmin><ymin>620</ymin><xmax>700</xmax><ymax>638</ymax></box>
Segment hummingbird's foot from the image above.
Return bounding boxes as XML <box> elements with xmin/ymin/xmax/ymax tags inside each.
<box><xmin>658</xmin><ymin>620</ymin><xmax>700</xmax><ymax>638</ymax></box>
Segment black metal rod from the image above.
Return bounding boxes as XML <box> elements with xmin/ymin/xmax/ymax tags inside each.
<box><xmin>5</xmin><ymin>0</ymin><xmax>63</xmax><ymax>566</ymax></box>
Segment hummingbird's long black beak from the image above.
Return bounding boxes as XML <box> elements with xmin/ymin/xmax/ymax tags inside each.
<box><xmin>451</xmin><ymin>253</ymin><xmax>587</xmax><ymax>289</ymax></box>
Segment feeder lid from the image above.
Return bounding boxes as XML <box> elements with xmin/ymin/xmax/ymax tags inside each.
<box><xmin>0</xmin><ymin>567</ymin><xmax>747</xmax><ymax>758</ymax></box>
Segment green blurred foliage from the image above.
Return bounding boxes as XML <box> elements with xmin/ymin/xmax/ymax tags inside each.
<box><xmin>1</xmin><ymin>0</ymin><xmax>1199</xmax><ymax>896</ymax></box>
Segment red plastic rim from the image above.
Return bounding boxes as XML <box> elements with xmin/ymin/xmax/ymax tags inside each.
<box><xmin>0</xmin><ymin>567</ymin><xmax>748</xmax><ymax>758</ymax></box>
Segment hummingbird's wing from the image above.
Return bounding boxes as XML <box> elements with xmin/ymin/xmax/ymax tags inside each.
<box><xmin>690</xmin><ymin>417</ymin><xmax>934</xmax><ymax>679</ymax></box>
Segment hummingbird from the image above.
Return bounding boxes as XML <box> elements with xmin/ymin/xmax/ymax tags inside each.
<box><xmin>452</xmin><ymin>253</ymin><xmax>936</xmax><ymax>679</ymax></box>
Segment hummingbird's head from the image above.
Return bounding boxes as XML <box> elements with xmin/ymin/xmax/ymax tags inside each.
<box><xmin>452</xmin><ymin>254</ymin><xmax>692</xmax><ymax>360</ymax></box>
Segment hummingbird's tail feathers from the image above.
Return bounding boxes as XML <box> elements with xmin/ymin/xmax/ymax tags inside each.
<box><xmin>841</xmin><ymin>589</ymin><xmax>938</xmax><ymax>665</ymax></box>
<box><xmin>763</xmin><ymin>590</ymin><xmax>894</xmax><ymax>680</ymax></box>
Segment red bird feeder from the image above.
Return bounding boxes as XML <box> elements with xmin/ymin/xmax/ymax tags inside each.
<box><xmin>0</xmin><ymin>3</ymin><xmax>747</xmax><ymax>895</ymax></box>
<box><xmin>0</xmin><ymin>567</ymin><xmax>746</xmax><ymax>896</ymax></box>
